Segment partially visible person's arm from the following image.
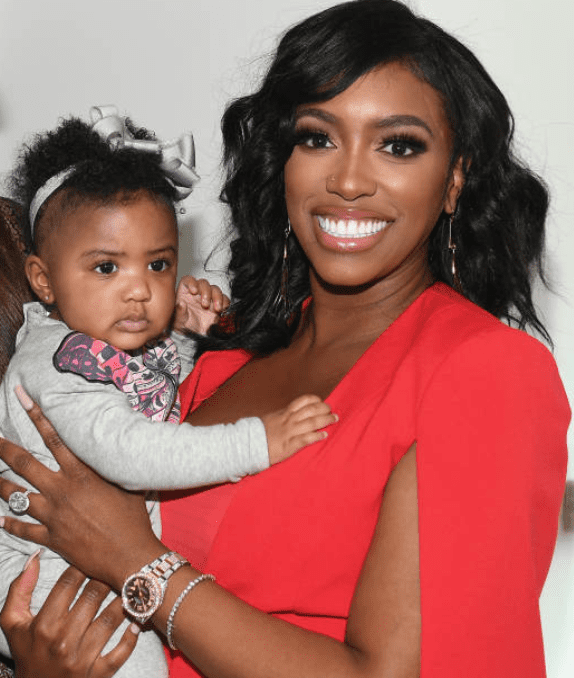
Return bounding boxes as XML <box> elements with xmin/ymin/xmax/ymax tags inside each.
<box><xmin>0</xmin><ymin>402</ymin><xmax>422</xmax><ymax>678</ymax></box>
<box><xmin>0</xmin><ymin>556</ymin><xmax>138</xmax><ymax>678</ymax></box>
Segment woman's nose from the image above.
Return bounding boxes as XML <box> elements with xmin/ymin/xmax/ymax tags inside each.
<box><xmin>326</xmin><ymin>153</ymin><xmax>377</xmax><ymax>200</ymax></box>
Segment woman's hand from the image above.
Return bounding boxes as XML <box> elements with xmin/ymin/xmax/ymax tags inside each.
<box><xmin>0</xmin><ymin>388</ymin><xmax>166</xmax><ymax>592</ymax></box>
<box><xmin>0</xmin><ymin>554</ymin><xmax>139</xmax><ymax>678</ymax></box>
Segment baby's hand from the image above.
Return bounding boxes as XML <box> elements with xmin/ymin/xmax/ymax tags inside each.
<box><xmin>174</xmin><ymin>275</ymin><xmax>230</xmax><ymax>335</ymax></box>
<box><xmin>261</xmin><ymin>394</ymin><xmax>338</xmax><ymax>465</ymax></box>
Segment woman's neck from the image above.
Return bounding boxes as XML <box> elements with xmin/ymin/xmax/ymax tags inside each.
<box><xmin>294</xmin><ymin>267</ymin><xmax>434</xmax><ymax>351</ymax></box>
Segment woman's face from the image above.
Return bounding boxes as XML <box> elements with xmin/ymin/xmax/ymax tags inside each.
<box><xmin>284</xmin><ymin>62</ymin><xmax>463</xmax><ymax>293</ymax></box>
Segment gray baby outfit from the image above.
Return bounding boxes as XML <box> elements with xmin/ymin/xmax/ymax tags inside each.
<box><xmin>0</xmin><ymin>302</ymin><xmax>268</xmax><ymax>676</ymax></box>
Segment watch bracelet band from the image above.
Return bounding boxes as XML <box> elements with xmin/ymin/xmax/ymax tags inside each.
<box><xmin>142</xmin><ymin>551</ymin><xmax>188</xmax><ymax>582</ymax></box>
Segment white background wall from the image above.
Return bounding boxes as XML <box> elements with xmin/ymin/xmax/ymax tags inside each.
<box><xmin>1</xmin><ymin>0</ymin><xmax>572</xmax><ymax>674</ymax></box>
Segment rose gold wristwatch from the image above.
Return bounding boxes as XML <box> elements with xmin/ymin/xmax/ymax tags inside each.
<box><xmin>121</xmin><ymin>551</ymin><xmax>189</xmax><ymax>624</ymax></box>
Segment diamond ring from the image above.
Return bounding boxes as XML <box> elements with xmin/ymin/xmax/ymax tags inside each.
<box><xmin>7</xmin><ymin>489</ymin><xmax>33</xmax><ymax>515</ymax></box>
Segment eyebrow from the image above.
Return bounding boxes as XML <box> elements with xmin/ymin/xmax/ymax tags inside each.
<box><xmin>81</xmin><ymin>245</ymin><xmax>177</xmax><ymax>259</ymax></box>
<box><xmin>295</xmin><ymin>108</ymin><xmax>433</xmax><ymax>137</ymax></box>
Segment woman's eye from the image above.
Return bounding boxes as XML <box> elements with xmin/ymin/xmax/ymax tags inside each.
<box><xmin>381</xmin><ymin>136</ymin><xmax>426</xmax><ymax>157</ymax></box>
<box><xmin>94</xmin><ymin>262</ymin><xmax>117</xmax><ymax>275</ymax></box>
<box><xmin>296</xmin><ymin>130</ymin><xmax>334</xmax><ymax>149</ymax></box>
<box><xmin>149</xmin><ymin>259</ymin><xmax>170</xmax><ymax>272</ymax></box>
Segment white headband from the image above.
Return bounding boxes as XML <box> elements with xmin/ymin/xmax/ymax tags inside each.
<box><xmin>29</xmin><ymin>105</ymin><xmax>200</xmax><ymax>233</ymax></box>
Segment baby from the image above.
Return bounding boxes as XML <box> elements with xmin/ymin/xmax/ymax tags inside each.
<box><xmin>0</xmin><ymin>108</ymin><xmax>334</xmax><ymax>676</ymax></box>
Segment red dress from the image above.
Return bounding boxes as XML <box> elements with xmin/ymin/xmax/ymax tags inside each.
<box><xmin>161</xmin><ymin>283</ymin><xmax>570</xmax><ymax>677</ymax></box>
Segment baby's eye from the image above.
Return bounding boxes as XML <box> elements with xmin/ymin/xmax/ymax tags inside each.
<box><xmin>295</xmin><ymin>130</ymin><xmax>334</xmax><ymax>150</ymax></box>
<box><xmin>94</xmin><ymin>261</ymin><xmax>117</xmax><ymax>275</ymax></box>
<box><xmin>380</xmin><ymin>136</ymin><xmax>426</xmax><ymax>158</ymax></box>
<box><xmin>149</xmin><ymin>259</ymin><xmax>170</xmax><ymax>272</ymax></box>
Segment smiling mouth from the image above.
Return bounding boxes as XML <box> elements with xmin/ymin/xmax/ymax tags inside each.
<box><xmin>317</xmin><ymin>216</ymin><xmax>390</xmax><ymax>238</ymax></box>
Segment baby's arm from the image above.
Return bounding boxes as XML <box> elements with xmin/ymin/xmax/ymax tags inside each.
<box><xmin>22</xmin><ymin>378</ymin><xmax>335</xmax><ymax>492</ymax></box>
<box><xmin>261</xmin><ymin>394</ymin><xmax>337</xmax><ymax>464</ymax></box>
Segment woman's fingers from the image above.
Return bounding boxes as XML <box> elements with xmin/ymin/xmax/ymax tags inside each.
<box><xmin>52</xmin><ymin>576</ymin><xmax>111</xmax><ymax>650</ymax></box>
<box><xmin>0</xmin><ymin>549</ymin><xmax>41</xmax><ymax>636</ymax></box>
<box><xmin>83</xmin><ymin>596</ymin><xmax>136</xmax><ymax>658</ymax></box>
<box><xmin>0</xmin><ymin>514</ymin><xmax>49</xmax><ymax>546</ymax></box>
<box><xmin>1</xmin><ymin>564</ymin><xmax>139</xmax><ymax>678</ymax></box>
<box><xmin>0</xmin><ymin>474</ymin><xmax>51</xmax><ymax>545</ymax></box>
<box><xmin>34</xmin><ymin>566</ymin><xmax>89</xmax><ymax>629</ymax></box>
<box><xmin>0</xmin><ymin>438</ymin><xmax>55</xmax><ymax>498</ymax></box>
<box><xmin>97</xmin><ymin>617</ymin><xmax>140</xmax><ymax>677</ymax></box>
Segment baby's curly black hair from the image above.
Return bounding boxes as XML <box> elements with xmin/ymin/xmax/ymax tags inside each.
<box><xmin>9</xmin><ymin>116</ymin><xmax>178</xmax><ymax>254</ymax></box>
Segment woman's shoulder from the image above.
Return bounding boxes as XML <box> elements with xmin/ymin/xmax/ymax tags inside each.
<box><xmin>416</xmin><ymin>283</ymin><xmax>552</xmax><ymax>360</ymax></box>
<box><xmin>412</xmin><ymin>284</ymin><xmax>567</xmax><ymax>411</ymax></box>
<box><xmin>393</xmin><ymin>283</ymin><xmax>564</xmax><ymax>407</ymax></box>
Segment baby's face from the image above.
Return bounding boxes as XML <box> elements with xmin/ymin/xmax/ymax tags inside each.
<box><xmin>40</xmin><ymin>193</ymin><xmax>178</xmax><ymax>352</ymax></box>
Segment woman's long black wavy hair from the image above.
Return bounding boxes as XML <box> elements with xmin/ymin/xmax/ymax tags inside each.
<box><xmin>204</xmin><ymin>0</ymin><xmax>550</xmax><ymax>355</ymax></box>
<box><xmin>9</xmin><ymin>117</ymin><xmax>178</xmax><ymax>255</ymax></box>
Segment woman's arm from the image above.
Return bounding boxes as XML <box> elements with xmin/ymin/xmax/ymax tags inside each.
<box><xmin>0</xmin><ymin>397</ymin><xmax>421</xmax><ymax>678</ymax></box>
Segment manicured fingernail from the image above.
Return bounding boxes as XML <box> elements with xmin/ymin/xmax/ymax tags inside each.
<box><xmin>23</xmin><ymin>548</ymin><xmax>44</xmax><ymax>571</ymax></box>
<box><xmin>0</xmin><ymin>517</ymin><xmax>5</xmax><ymax>529</ymax></box>
<box><xmin>321</xmin><ymin>430</ymin><xmax>328</xmax><ymax>439</ymax></box>
<box><xmin>130</xmin><ymin>623</ymin><xmax>141</xmax><ymax>635</ymax></box>
<box><xmin>14</xmin><ymin>385</ymin><xmax>33</xmax><ymax>411</ymax></box>
<box><xmin>333</xmin><ymin>413</ymin><xmax>339</xmax><ymax>422</ymax></box>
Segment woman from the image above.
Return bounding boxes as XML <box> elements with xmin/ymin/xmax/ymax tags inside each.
<box><xmin>0</xmin><ymin>1</ymin><xmax>570</xmax><ymax>676</ymax></box>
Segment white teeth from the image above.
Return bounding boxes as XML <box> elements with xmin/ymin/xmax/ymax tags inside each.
<box><xmin>317</xmin><ymin>216</ymin><xmax>388</xmax><ymax>238</ymax></box>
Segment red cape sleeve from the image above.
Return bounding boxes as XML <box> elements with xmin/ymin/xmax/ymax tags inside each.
<box><xmin>416</xmin><ymin>328</ymin><xmax>569</xmax><ymax>677</ymax></box>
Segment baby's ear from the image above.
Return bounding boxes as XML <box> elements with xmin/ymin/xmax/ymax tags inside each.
<box><xmin>25</xmin><ymin>255</ymin><xmax>54</xmax><ymax>304</ymax></box>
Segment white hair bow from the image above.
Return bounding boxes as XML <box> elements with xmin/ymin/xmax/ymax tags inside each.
<box><xmin>90</xmin><ymin>105</ymin><xmax>200</xmax><ymax>200</ymax></box>
<box><xmin>29</xmin><ymin>106</ymin><xmax>200</xmax><ymax>229</ymax></box>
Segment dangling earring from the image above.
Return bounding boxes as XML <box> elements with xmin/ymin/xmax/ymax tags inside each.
<box><xmin>447</xmin><ymin>212</ymin><xmax>462</xmax><ymax>292</ymax></box>
<box><xmin>273</xmin><ymin>221</ymin><xmax>291</xmax><ymax>316</ymax></box>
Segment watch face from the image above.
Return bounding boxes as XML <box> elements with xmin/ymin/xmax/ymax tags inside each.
<box><xmin>122</xmin><ymin>574</ymin><xmax>162</xmax><ymax>620</ymax></box>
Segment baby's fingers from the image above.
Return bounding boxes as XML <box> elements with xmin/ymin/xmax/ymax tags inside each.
<box><xmin>194</xmin><ymin>278</ymin><xmax>218</xmax><ymax>309</ymax></box>
<box><xmin>287</xmin><ymin>428</ymin><xmax>329</xmax><ymax>454</ymax></box>
<box><xmin>207</xmin><ymin>284</ymin><xmax>229</xmax><ymax>313</ymax></box>
<box><xmin>285</xmin><ymin>393</ymin><xmax>323</xmax><ymax>413</ymax></box>
<box><xmin>178</xmin><ymin>274</ymin><xmax>200</xmax><ymax>295</ymax></box>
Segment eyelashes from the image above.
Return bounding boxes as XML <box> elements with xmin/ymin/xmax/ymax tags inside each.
<box><xmin>293</xmin><ymin>126</ymin><xmax>427</xmax><ymax>157</ymax></box>
<box><xmin>293</xmin><ymin>128</ymin><xmax>333</xmax><ymax>149</ymax></box>
<box><xmin>378</xmin><ymin>133</ymin><xmax>427</xmax><ymax>157</ymax></box>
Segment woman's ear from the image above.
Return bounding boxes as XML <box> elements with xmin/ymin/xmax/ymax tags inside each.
<box><xmin>25</xmin><ymin>255</ymin><xmax>54</xmax><ymax>304</ymax></box>
<box><xmin>444</xmin><ymin>156</ymin><xmax>465</xmax><ymax>215</ymax></box>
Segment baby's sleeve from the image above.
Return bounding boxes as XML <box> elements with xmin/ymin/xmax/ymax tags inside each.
<box><xmin>30</xmin><ymin>373</ymin><xmax>269</xmax><ymax>492</ymax></box>
<box><xmin>170</xmin><ymin>330</ymin><xmax>197</xmax><ymax>382</ymax></box>
<box><xmin>415</xmin><ymin>329</ymin><xmax>569</xmax><ymax>677</ymax></box>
